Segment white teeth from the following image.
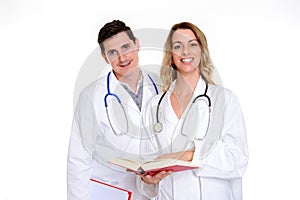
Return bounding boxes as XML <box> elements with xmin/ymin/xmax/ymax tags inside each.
<box><xmin>182</xmin><ymin>58</ymin><xmax>193</xmax><ymax>62</ymax></box>
<box><xmin>120</xmin><ymin>61</ymin><xmax>130</xmax><ymax>66</ymax></box>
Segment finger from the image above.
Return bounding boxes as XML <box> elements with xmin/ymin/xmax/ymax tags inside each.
<box><xmin>160</xmin><ymin>171</ymin><xmax>171</xmax><ymax>179</ymax></box>
<box><xmin>140</xmin><ymin>174</ymin><xmax>157</xmax><ymax>184</ymax></box>
<box><xmin>148</xmin><ymin>175</ymin><xmax>161</xmax><ymax>184</ymax></box>
<box><xmin>153</xmin><ymin>171</ymin><xmax>166</xmax><ymax>181</ymax></box>
<box><xmin>140</xmin><ymin>171</ymin><xmax>171</xmax><ymax>184</ymax></box>
<box><xmin>156</xmin><ymin>171</ymin><xmax>167</xmax><ymax>179</ymax></box>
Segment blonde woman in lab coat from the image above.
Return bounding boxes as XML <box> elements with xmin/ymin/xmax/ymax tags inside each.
<box><xmin>138</xmin><ymin>22</ymin><xmax>249</xmax><ymax>200</ymax></box>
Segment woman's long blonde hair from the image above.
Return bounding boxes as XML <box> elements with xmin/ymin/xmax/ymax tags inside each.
<box><xmin>160</xmin><ymin>22</ymin><xmax>216</xmax><ymax>92</ymax></box>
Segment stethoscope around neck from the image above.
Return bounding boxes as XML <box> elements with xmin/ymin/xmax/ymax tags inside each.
<box><xmin>153</xmin><ymin>81</ymin><xmax>211</xmax><ymax>134</ymax></box>
<box><xmin>104</xmin><ymin>71</ymin><xmax>158</xmax><ymax>135</ymax></box>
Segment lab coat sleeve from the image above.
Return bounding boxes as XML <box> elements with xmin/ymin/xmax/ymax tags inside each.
<box><xmin>67</xmin><ymin>88</ymin><xmax>98</xmax><ymax>200</ymax></box>
<box><xmin>67</xmin><ymin>125</ymin><xmax>92</xmax><ymax>200</ymax></box>
<box><xmin>192</xmin><ymin>90</ymin><xmax>249</xmax><ymax>179</ymax></box>
<box><xmin>136</xmin><ymin>176</ymin><xmax>160</xmax><ymax>199</ymax></box>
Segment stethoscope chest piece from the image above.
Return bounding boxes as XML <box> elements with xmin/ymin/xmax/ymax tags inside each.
<box><xmin>154</xmin><ymin>122</ymin><xmax>163</xmax><ymax>133</ymax></box>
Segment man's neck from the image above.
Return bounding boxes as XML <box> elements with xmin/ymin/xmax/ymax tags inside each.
<box><xmin>115</xmin><ymin>68</ymin><xmax>142</xmax><ymax>93</ymax></box>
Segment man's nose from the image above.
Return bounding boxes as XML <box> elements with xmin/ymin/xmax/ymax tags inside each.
<box><xmin>118</xmin><ymin>53</ymin><xmax>127</xmax><ymax>61</ymax></box>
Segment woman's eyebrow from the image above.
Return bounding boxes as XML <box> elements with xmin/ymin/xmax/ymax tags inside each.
<box><xmin>172</xmin><ymin>39</ymin><xmax>197</xmax><ymax>46</ymax></box>
<box><xmin>171</xmin><ymin>41</ymin><xmax>182</xmax><ymax>46</ymax></box>
<box><xmin>189</xmin><ymin>39</ymin><xmax>197</xmax><ymax>42</ymax></box>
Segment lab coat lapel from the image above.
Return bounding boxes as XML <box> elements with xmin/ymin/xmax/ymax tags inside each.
<box><xmin>171</xmin><ymin>77</ymin><xmax>209</xmax><ymax>151</ymax></box>
<box><xmin>193</xmin><ymin>76</ymin><xmax>207</xmax><ymax>97</ymax></box>
<box><xmin>109</xmin><ymin>71</ymin><xmax>141</xmax><ymax>113</ymax></box>
<box><xmin>141</xmin><ymin>69</ymin><xmax>159</xmax><ymax>110</ymax></box>
<box><xmin>198</xmin><ymin>84</ymin><xmax>225</xmax><ymax>158</ymax></box>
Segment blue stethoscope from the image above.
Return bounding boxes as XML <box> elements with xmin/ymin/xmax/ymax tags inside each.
<box><xmin>153</xmin><ymin>81</ymin><xmax>211</xmax><ymax>137</ymax></box>
<box><xmin>104</xmin><ymin>71</ymin><xmax>159</xmax><ymax>135</ymax></box>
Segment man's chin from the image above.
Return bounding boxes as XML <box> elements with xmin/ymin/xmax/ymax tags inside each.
<box><xmin>119</xmin><ymin>67</ymin><xmax>140</xmax><ymax>78</ymax></box>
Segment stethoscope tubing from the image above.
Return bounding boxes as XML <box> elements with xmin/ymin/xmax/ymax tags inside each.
<box><xmin>154</xmin><ymin>82</ymin><xmax>211</xmax><ymax>133</ymax></box>
<box><xmin>104</xmin><ymin>71</ymin><xmax>158</xmax><ymax>107</ymax></box>
<box><xmin>104</xmin><ymin>72</ymin><xmax>121</xmax><ymax>107</ymax></box>
<box><xmin>104</xmin><ymin>71</ymin><xmax>158</xmax><ymax>135</ymax></box>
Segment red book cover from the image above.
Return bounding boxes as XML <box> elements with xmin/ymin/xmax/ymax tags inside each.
<box><xmin>90</xmin><ymin>178</ymin><xmax>132</xmax><ymax>200</ymax></box>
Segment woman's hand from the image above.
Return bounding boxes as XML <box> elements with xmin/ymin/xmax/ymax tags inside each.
<box><xmin>156</xmin><ymin>150</ymin><xmax>194</xmax><ymax>161</ymax></box>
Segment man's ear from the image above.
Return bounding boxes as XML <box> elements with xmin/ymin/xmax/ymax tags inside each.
<box><xmin>101</xmin><ymin>53</ymin><xmax>109</xmax><ymax>64</ymax></box>
<box><xmin>134</xmin><ymin>38</ymin><xmax>140</xmax><ymax>51</ymax></box>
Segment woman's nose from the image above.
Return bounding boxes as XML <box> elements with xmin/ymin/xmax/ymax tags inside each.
<box><xmin>181</xmin><ymin>46</ymin><xmax>190</xmax><ymax>56</ymax></box>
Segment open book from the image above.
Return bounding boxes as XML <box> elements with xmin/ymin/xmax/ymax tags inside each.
<box><xmin>109</xmin><ymin>157</ymin><xmax>198</xmax><ymax>176</ymax></box>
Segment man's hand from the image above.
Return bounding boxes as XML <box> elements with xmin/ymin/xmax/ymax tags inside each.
<box><xmin>139</xmin><ymin>171</ymin><xmax>172</xmax><ymax>184</ymax></box>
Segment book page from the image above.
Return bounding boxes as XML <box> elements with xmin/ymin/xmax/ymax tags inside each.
<box><xmin>141</xmin><ymin>158</ymin><xmax>197</xmax><ymax>171</ymax></box>
<box><xmin>109</xmin><ymin>157</ymin><xmax>198</xmax><ymax>175</ymax></box>
<box><xmin>109</xmin><ymin>157</ymin><xmax>141</xmax><ymax>171</ymax></box>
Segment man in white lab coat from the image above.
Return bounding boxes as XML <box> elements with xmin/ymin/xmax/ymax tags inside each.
<box><xmin>67</xmin><ymin>20</ymin><xmax>160</xmax><ymax>200</ymax></box>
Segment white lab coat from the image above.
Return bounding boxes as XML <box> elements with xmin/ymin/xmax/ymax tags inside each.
<box><xmin>138</xmin><ymin>77</ymin><xmax>249</xmax><ymax>200</ymax></box>
<box><xmin>67</xmin><ymin>67</ymin><xmax>160</xmax><ymax>200</ymax></box>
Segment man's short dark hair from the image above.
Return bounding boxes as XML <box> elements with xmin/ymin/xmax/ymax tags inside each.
<box><xmin>98</xmin><ymin>20</ymin><xmax>136</xmax><ymax>54</ymax></box>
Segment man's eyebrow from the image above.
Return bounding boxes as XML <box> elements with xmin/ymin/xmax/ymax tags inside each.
<box><xmin>121</xmin><ymin>42</ymin><xmax>131</xmax><ymax>48</ymax></box>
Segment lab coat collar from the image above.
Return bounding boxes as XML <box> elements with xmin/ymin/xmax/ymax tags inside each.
<box><xmin>193</xmin><ymin>76</ymin><xmax>207</xmax><ymax>97</ymax></box>
<box><xmin>107</xmin><ymin>67</ymin><xmax>155</xmax><ymax>112</ymax></box>
<box><xmin>108</xmin><ymin>67</ymin><xmax>143</xmax><ymax>91</ymax></box>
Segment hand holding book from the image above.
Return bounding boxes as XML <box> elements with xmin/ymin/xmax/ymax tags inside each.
<box><xmin>109</xmin><ymin>151</ymin><xmax>197</xmax><ymax>176</ymax></box>
<box><xmin>139</xmin><ymin>170</ymin><xmax>172</xmax><ymax>185</ymax></box>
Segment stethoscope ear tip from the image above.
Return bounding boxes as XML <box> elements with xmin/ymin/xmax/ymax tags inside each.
<box><xmin>154</xmin><ymin>122</ymin><xmax>163</xmax><ymax>133</ymax></box>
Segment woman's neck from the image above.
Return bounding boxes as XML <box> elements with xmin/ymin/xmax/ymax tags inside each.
<box><xmin>171</xmin><ymin>72</ymin><xmax>200</xmax><ymax>118</ymax></box>
<box><xmin>173</xmin><ymin>72</ymin><xmax>200</xmax><ymax>96</ymax></box>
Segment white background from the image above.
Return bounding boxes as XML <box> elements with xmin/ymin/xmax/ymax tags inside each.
<box><xmin>0</xmin><ymin>0</ymin><xmax>299</xmax><ymax>199</ymax></box>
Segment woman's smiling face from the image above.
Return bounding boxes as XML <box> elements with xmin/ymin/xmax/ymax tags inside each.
<box><xmin>171</xmin><ymin>28</ymin><xmax>202</xmax><ymax>75</ymax></box>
